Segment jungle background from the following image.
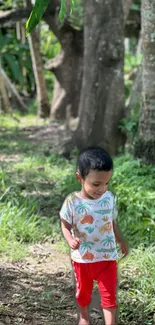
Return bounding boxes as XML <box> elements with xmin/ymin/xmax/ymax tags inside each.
<box><xmin>0</xmin><ymin>0</ymin><xmax>154</xmax><ymax>324</ymax></box>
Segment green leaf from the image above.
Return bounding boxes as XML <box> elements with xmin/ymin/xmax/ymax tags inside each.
<box><xmin>4</xmin><ymin>53</ymin><xmax>24</xmax><ymax>85</ymax></box>
<box><xmin>70</xmin><ymin>0</ymin><xmax>75</xmax><ymax>14</ymax></box>
<box><xmin>26</xmin><ymin>0</ymin><xmax>76</xmax><ymax>34</ymax></box>
<box><xmin>26</xmin><ymin>0</ymin><xmax>51</xmax><ymax>35</ymax></box>
<box><xmin>59</xmin><ymin>0</ymin><xmax>66</xmax><ymax>22</ymax></box>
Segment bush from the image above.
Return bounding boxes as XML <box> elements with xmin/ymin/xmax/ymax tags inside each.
<box><xmin>111</xmin><ymin>156</ymin><xmax>155</xmax><ymax>248</ymax></box>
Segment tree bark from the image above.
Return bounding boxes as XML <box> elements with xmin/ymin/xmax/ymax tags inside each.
<box><xmin>0</xmin><ymin>8</ymin><xmax>31</xmax><ymax>26</ymax></box>
<box><xmin>45</xmin><ymin>30</ymin><xmax>83</xmax><ymax>119</ymax></box>
<box><xmin>134</xmin><ymin>0</ymin><xmax>155</xmax><ymax>164</ymax></box>
<box><xmin>0</xmin><ymin>64</ymin><xmax>11</xmax><ymax>113</ymax></box>
<box><xmin>25</xmin><ymin>0</ymin><xmax>50</xmax><ymax>118</ymax></box>
<box><xmin>44</xmin><ymin>0</ymin><xmax>84</xmax><ymax>120</ymax></box>
<box><xmin>71</xmin><ymin>0</ymin><xmax>125</xmax><ymax>155</ymax></box>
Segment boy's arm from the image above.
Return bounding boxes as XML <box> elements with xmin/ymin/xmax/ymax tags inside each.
<box><xmin>61</xmin><ymin>219</ymin><xmax>80</xmax><ymax>250</ymax></box>
<box><xmin>113</xmin><ymin>220</ymin><xmax>122</xmax><ymax>244</ymax></box>
<box><xmin>113</xmin><ymin>220</ymin><xmax>129</xmax><ymax>256</ymax></box>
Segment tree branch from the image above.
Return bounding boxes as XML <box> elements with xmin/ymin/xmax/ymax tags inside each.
<box><xmin>0</xmin><ymin>5</ymin><xmax>140</xmax><ymax>39</ymax></box>
<box><xmin>0</xmin><ymin>8</ymin><xmax>31</xmax><ymax>26</ymax></box>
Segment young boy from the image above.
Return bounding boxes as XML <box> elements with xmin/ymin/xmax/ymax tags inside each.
<box><xmin>60</xmin><ymin>147</ymin><xmax>128</xmax><ymax>325</ymax></box>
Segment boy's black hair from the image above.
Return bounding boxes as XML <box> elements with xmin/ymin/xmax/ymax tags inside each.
<box><xmin>77</xmin><ymin>147</ymin><xmax>113</xmax><ymax>179</ymax></box>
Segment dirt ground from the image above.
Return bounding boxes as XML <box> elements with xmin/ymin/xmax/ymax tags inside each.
<box><xmin>0</xmin><ymin>243</ymin><xmax>104</xmax><ymax>325</ymax></box>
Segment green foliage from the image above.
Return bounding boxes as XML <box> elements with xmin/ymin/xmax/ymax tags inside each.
<box><xmin>123</xmin><ymin>52</ymin><xmax>142</xmax><ymax>144</ymax></box>
<box><xmin>0</xmin><ymin>0</ymin><xmax>23</xmax><ymax>9</ymax></box>
<box><xmin>69</xmin><ymin>0</ymin><xmax>83</xmax><ymax>29</ymax></box>
<box><xmin>59</xmin><ymin>0</ymin><xmax>76</xmax><ymax>22</ymax></box>
<box><xmin>124</xmin><ymin>52</ymin><xmax>142</xmax><ymax>100</ymax></box>
<box><xmin>119</xmin><ymin>246</ymin><xmax>155</xmax><ymax>325</ymax></box>
<box><xmin>131</xmin><ymin>0</ymin><xmax>141</xmax><ymax>11</ymax></box>
<box><xmin>0</xmin><ymin>31</ymin><xmax>33</xmax><ymax>92</ymax></box>
<box><xmin>26</xmin><ymin>0</ymin><xmax>51</xmax><ymax>35</ymax></box>
<box><xmin>26</xmin><ymin>0</ymin><xmax>76</xmax><ymax>34</ymax></box>
<box><xmin>59</xmin><ymin>0</ymin><xmax>67</xmax><ymax>22</ymax></box>
<box><xmin>125</xmin><ymin>53</ymin><xmax>142</xmax><ymax>74</ymax></box>
<box><xmin>40</xmin><ymin>25</ymin><xmax>61</xmax><ymax>60</ymax></box>
<box><xmin>120</xmin><ymin>107</ymin><xmax>139</xmax><ymax>146</ymax></box>
<box><xmin>111</xmin><ymin>155</ymin><xmax>155</xmax><ymax>248</ymax></box>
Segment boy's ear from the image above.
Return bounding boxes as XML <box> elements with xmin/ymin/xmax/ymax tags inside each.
<box><xmin>76</xmin><ymin>172</ymin><xmax>82</xmax><ymax>183</ymax></box>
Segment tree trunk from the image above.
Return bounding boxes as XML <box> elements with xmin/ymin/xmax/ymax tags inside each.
<box><xmin>72</xmin><ymin>0</ymin><xmax>125</xmax><ymax>155</ymax></box>
<box><xmin>44</xmin><ymin>25</ymin><xmax>83</xmax><ymax>120</ymax></box>
<box><xmin>0</xmin><ymin>63</ymin><xmax>11</xmax><ymax>113</ymax></box>
<box><xmin>134</xmin><ymin>0</ymin><xmax>155</xmax><ymax>164</ymax></box>
<box><xmin>25</xmin><ymin>0</ymin><xmax>50</xmax><ymax>118</ymax></box>
<box><xmin>27</xmin><ymin>27</ymin><xmax>50</xmax><ymax>118</ymax></box>
<box><xmin>44</xmin><ymin>0</ymin><xmax>84</xmax><ymax>120</ymax></box>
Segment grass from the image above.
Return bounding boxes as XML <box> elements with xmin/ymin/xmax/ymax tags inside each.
<box><xmin>118</xmin><ymin>246</ymin><xmax>155</xmax><ymax>324</ymax></box>
<box><xmin>0</xmin><ymin>113</ymin><xmax>155</xmax><ymax>324</ymax></box>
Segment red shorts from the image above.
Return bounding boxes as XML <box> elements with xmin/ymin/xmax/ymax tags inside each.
<box><xmin>72</xmin><ymin>260</ymin><xmax>117</xmax><ymax>309</ymax></box>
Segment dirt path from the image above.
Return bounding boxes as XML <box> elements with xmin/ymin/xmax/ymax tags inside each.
<box><xmin>0</xmin><ymin>243</ymin><xmax>103</xmax><ymax>325</ymax></box>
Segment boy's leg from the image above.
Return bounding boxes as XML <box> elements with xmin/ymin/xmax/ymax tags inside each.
<box><xmin>102</xmin><ymin>307</ymin><xmax>116</xmax><ymax>325</ymax></box>
<box><xmin>97</xmin><ymin>261</ymin><xmax>118</xmax><ymax>325</ymax></box>
<box><xmin>78</xmin><ymin>306</ymin><xmax>89</xmax><ymax>325</ymax></box>
<box><xmin>72</xmin><ymin>261</ymin><xmax>93</xmax><ymax>325</ymax></box>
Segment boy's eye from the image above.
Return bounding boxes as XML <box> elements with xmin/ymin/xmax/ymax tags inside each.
<box><xmin>93</xmin><ymin>184</ymin><xmax>100</xmax><ymax>187</ymax></box>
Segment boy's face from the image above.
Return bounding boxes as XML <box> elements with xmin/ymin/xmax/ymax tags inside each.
<box><xmin>76</xmin><ymin>169</ymin><xmax>113</xmax><ymax>200</ymax></box>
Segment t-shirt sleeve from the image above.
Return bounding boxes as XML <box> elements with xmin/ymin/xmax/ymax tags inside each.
<box><xmin>112</xmin><ymin>195</ymin><xmax>118</xmax><ymax>220</ymax></box>
<box><xmin>59</xmin><ymin>197</ymin><xmax>73</xmax><ymax>225</ymax></box>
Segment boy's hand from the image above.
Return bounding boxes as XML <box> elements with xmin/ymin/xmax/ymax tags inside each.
<box><xmin>119</xmin><ymin>239</ymin><xmax>129</xmax><ymax>257</ymax></box>
<box><xmin>68</xmin><ymin>238</ymin><xmax>81</xmax><ymax>250</ymax></box>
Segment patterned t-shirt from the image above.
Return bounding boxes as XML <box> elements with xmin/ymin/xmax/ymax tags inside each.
<box><xmin>60</xmin><ymin>191</ymin><xmax>118</xmax><ymax>263</ymax></box>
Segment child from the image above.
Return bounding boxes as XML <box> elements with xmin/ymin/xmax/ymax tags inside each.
<box><xmin>60</xmin><ymin>147</ymin><xmax>128</xmax><ymax>325</ymax></box>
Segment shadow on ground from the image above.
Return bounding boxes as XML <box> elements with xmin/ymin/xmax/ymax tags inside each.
<box><xmin>0</xmin><ymin>123</ymin><xmax>67</xmax><ymax>156</ymax></box>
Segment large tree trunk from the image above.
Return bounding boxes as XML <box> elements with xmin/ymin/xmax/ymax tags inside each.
<box><xmin>25</xmin><ymin>0</ymin><xmax>50</xmax><ymax>118</ymax></box>
<box><xmin>71</xmin><ymin>0</ymin><xmax>125</xmax><ymax>155</ymax></box>
<box><xmin>134</xmin><ymin>0</ymin><xmax>155</xmax><ymax>164</ymax></box>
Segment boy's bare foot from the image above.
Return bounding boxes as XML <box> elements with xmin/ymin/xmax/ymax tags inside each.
<box><xmin>78</xmin><ymin>318</ymin><xmax>89</xmax><ymax>325</ymax></box>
